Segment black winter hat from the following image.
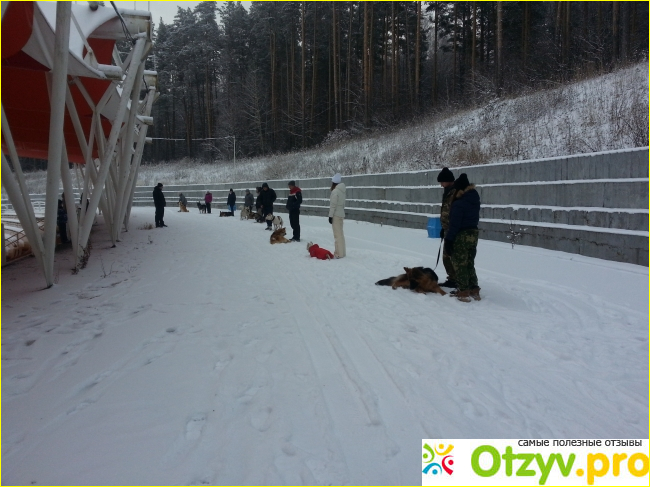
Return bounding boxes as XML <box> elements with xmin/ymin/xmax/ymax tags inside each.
<box><xmin>288</xmin><ymin>180</ymin><xmax>296</xmax><ymax>186</ymax></box>
<box><xmin>262</xmin><ymin>182</ymin><xmax>269</xmax><ymax>188</ymax></box>
<box><xmin>437</xmin><ymin>167</ymin><xmax>455</xmax><ymax>183</ymax></box>
<box><xmin>156</xmin><ymin>182</ymin><xmax>163</xmax><ymax>188</ymax></box>
<box><xmin>454</xmin><ymin>173</ymin><xmax>470</xmax><ymax>191</ymax></box>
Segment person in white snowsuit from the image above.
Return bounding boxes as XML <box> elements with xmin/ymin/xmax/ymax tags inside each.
<box><xmin>329</xmin><ymin>173</ymin><xmax>346</xmax><ymax>258</ymax></box>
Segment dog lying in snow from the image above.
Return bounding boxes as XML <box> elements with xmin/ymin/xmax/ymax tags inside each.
<box><xmin>270</xmin><ymin>227</ymin><xmax>291</xmax><ymax>244</ymax></box>
<box><xmin>306</xmin><ymin>242</ymin><xmax>334</xmax><ymax>260</ymax></box>
<box><xmin>376</xmin><ymin>267</ymin><xmax>446</xmax><ymax>296</ymax></box>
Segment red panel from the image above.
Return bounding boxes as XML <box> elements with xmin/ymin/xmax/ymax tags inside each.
<box><xmin>1</xmin><ymin>66</ymin><xmax>114</xmax><ymax>164</ymax></box>
<box><xmin>87</xmin><ymin>38</ymin><xmax>116</xmax><ymax>65</ymax></box>
<box><xmin>1</xmin><ymin>2</ymin><xmax>34</xmax><ymax>59</ymax></box>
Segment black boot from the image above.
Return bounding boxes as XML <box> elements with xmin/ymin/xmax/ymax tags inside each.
<box><xmin>439</xmin><ymin>279</ymin><xmax>457</xmax><ymax>288</ymax></box>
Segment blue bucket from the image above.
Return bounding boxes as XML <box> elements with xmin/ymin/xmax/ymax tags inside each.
<box><xmin>427</xmin><ymin>217</ymin><xmax>442</xmax><ymax>238</ymax></box>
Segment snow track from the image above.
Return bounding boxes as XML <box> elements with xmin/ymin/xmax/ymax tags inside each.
<box><xmin>2</xmin><ymin>208</ymin><xmax>647</xmax><ymax>485</ymax></box>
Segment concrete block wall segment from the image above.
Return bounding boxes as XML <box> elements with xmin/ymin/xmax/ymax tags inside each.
<box><xmin>118</xmin><ymin>147</ymin><xmax>650</xmax><ymax>265</ymax></box>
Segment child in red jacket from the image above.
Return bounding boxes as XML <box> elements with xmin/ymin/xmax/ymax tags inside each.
<box><xmin>306</xmin><ymin>242</ymin><xmax>334</xmax><ymax>260</ymax></box>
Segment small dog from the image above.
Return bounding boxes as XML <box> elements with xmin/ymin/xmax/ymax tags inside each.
<box><xmin>376</xmin><ymin>267</ymin><xmax>447</xmax><ymax>296</ymax></box>
<box><xmin>306</xmin><ymin>241</ymin><xmax>334</xmax><ymax>260</ymax></box>
<box><xmin>197</xmin><ymin>202</ymin><xmax>207</xmax><ymax>214</ymax></box>
<box><xmin>265</xmin><ymin>214</ymin><xmax>283</xmax><ymax>230</ymax></box>
<box><xmin>240</xmin><ymin>207</ymin><xmax>251</xmax><ymax>220</ymax></box>
<box><xmin>270</xmin><ymin>227</ymin><xmax>291</xmax><ymax>244</ymax></box>
<box><xmin>220</xmin><ymin>211</ymin><xmax>234</xmax><ymax>217</ymax></box>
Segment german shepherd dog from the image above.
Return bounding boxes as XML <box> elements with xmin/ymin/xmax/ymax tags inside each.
<box><xmin>178</xmin><ymin>202</ymin><xmax>189</xmax><ymax>212</ymax></box>
<box><xmin>265</xmin><ymin>214</ymin><xmax>284</xmax><ymax>230</ymax></box>
<box><xmin>197</xmin><ymin>201</ymin><xmax>207</xmax><ymax>214</ymax></box>
<box><xmin>376</xmin><ymin>267</ymin><xmax>447</xmax><ymax>296</ymax></box>
<box><xmin>220</xmin><ymin>211</ymin><xmax>234</xmax><ymax>217</ymax></box>
<box><xmin>270</xmin><ymin>227</ymin><xmax>291</xmax><ymax>244</ymax></box>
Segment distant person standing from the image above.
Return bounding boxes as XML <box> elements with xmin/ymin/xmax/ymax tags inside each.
<box><xmin>445</xmin><ymin>173</ymin><xmax>481</xmax><ymax>302</ymax></box>
<box><xmin>227</xmin><ymin>188</ymin><xmax>237</xmax><ymax>213</ymax></box>
<box><xmin>244</xmin><ymin>189</ymin><xmax>254</xmax><ymax>212</ymax></box>
<box><xmin>204</xmin><ymin>190</ymin><xmax>213</xmax><ymax>214</ymax></box>
<box><xmin>286</xmin><ymin>180</ymin><xmax>302</xmax><ymax>242</ymax></box>
<box><xmin>329</xmin><ymin>173</ymin><xmax>346</xmax><ymax>258</ymax></box>
<box><xmin>437</xmin><ymin>167</ymin><xmax>457</xmax><ymax>288</ymax></box>
<box><xmin>153</xmin><ymin>182</ymin><xmax>167</xmax><ymax>227</ymax></box>
<box><xmin>259</xmin><ymin>182</ymin><xmax>277</xmax><ymax>230</ymax></box>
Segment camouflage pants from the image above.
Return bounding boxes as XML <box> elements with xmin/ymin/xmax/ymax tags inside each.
<box><xmin>450</xmin><ymin>229</ymin><xmax>479</xmax><ymax>291</ymax></box>
<box><xmin>442</xmin><ymin>253</ymin><xmax>456</xmax><ymax>282</ymax></box>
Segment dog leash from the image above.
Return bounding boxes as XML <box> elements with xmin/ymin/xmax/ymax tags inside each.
<box><xmin>433</xmin><ymin>238</ymin><xmax>443</xmax><ymax>271</ymax></box>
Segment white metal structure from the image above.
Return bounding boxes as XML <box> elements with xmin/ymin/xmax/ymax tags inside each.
<box><xmin>1</xmin><ymin>1</ymin><xmax>158</xmax><ymax>287</ymax></box>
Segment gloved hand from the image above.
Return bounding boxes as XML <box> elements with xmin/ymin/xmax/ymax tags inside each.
<box><xmin>439</xmin><ymin>228</ymin><xmax>445</xmax><ymax>239</ymax></box>
<box><xmin>329</xmin><ymin>217</ymin><xmax>333</xmax><ymax>224</ymax></box>
<box><xmin>444</xmin><ymin>240</ymin><xmax>453</xmax><ymax>257</ymax></box>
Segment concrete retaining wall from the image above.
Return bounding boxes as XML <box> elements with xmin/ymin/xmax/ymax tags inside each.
<box><xmin>14</xmin><ymin>148</ymin><xmax>647</xmax><ymax>265</ymax></box>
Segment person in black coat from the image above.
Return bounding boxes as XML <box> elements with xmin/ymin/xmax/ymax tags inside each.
<box><xmin>259</xmin><ymin>182</ymin><xmax>277</xmax><ymax>230</ymax></box>
<box><xmin>227</xmin><ymin>188</ymin><xmax>237</xmax><ymax>213</ymax></box>
<box><xmin>286</xmin><ymin>180</ymin><xmax>302</xmax><ymax>241</ymax></box>
<box><xmin>153</xmin><ymin>183</ymin><xmax>167</xmax><ymax>227</ymax></box>
<box><xmin>444</xmin><ymin>173</ymin><xmax>480</xmax><ymax>301</ymax></box>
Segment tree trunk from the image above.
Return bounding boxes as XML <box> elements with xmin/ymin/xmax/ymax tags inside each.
<box><xmin>363</xmin><ymin>1</ymin><xmax>369</xmax><ymax>125</ymax></box>
<box><xmin>472</xmin><ymin>2</ymin><xmax>477</xmax><ymax>97</ymax></box>
<box><xmin>612</xmin><ymin>1</ymin><xmax>619</xmax><ymax>64</ymax></box>
<box><xmin>415</xmin><ymin>1</ymin><xmax>420</xmax><ymax>111</ymax></box>
<box><xmin>301</xmin><ymin>1</ymin><xmax>306</xmax><ymax>147</ymax></box>
<box><xmin>496</xmin><ymin>1</ymin><xmax>503</xmax><ymax>96</ymax></box>
<box><xmin>452</xmin><ymin>2</ymin><xmax>458</xmax><ymax>98</ymax></box>
<box><xmin>433</xmin><ymin>2</ymin><xmax>438</xmax><ymax>106</ymax></box>
<box><xmin>332</xmin><ymin>2</ymin><xmax>340</xmax><ymax>129</ymax></box>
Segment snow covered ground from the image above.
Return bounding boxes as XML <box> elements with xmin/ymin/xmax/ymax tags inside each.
<box><xmin>2</xmin><ymin>208</ymin><xmax>648</xmax><ymax>485</ymax></box>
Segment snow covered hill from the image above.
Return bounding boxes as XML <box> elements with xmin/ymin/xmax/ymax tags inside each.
<box><xmin>134</xmin><ymin>62</ymin><xmax>648</xmax><ymax>189</ymax></box>
<box><xmin>2</xmin><ymin>208</ymin><xmax>647</xmax><ymax>485</ymax></box>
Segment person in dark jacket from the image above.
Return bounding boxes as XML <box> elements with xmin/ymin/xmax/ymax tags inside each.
<box><xmin>255</xmin><ymin>187</ymin><xmax>264</xmax><ymax>222</ymax></box>
<box><xmin>227</xmin><ymin>188</ymin><xmax>237</xmax><ymax>213</ymax></box>
<box><xmin>57</xmin><ymin>198</ymin><xmax>69</xmax><ymax>244</ymax></box>
<box><xmin>244</xmin><ymin>189</ymin><xmax>254</xmax><ymax>211</ymax></box>
<box><xmin>286</xmin><ymin>180</ymin><xmax>302</xmax><ymax>241</ymax></box>
<box><xmin>437</xmin><ymin>167</ymin><xmax>457</xmax><ymax>288</ymax></box>
<box><xmin>153</xmin><ymin>182</ymin><xmax>167</xmax><ymax>227</ymax></box>
<box><xmin>444</xmin><ymin>173</ymin><xmax>480</xmax><ymax>302</ymax></box>
<box><xmin>259</xmin><ymin>182</ymin><xmax>277</xmax><ymax>230</ymax></box>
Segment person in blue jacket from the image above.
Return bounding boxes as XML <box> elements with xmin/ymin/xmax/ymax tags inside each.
<box><xmin>444</xmin><ymin>173</ymin><xmax>481</xmax><ymax>302</ymax></box>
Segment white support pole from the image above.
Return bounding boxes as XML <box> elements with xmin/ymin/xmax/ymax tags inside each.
<box><xmin>42</xmin><ymin>2</ymin><xmax>72</xmax><ymax>287</ymax></box>
<box><xmin>112</xmin><ymin>59</ymin><xmax>145</xmax><ymax>242</ymax></box>
<box><xmin>60</xmin><ymin>144</ymin><xmax>79</xmax><ymax>257</ymax></box>
<box><xmin>76</xmin><ymin>36</ymin><xmax>147</xmax><ymax>262</ymax></box>
<box><xmin>124</xmin><ymin>86</ymin><xmax>156</xmax><ymax>230</ymax></box>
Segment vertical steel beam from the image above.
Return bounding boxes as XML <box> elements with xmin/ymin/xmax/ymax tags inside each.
<box><xmin>124</xmin><ymin>85</ymin><xmax>156</xmax><ymax>230</ymax></box>
<box><xmin>76</xmin><ymin>36</ymin><xmax>146</xmax><ymax>260</ymax></box>
<box><xmin>42</xmin><ymin>2</ymin><xmax>72</xmax><ymax>287</ymax></box>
